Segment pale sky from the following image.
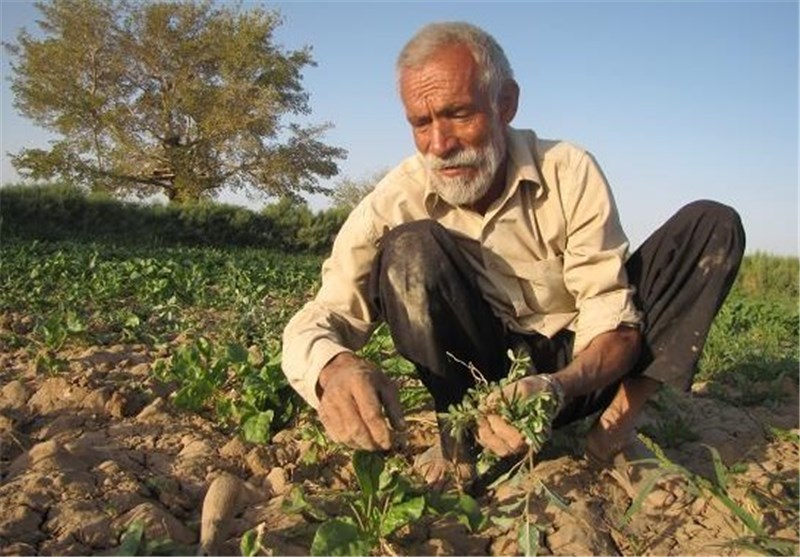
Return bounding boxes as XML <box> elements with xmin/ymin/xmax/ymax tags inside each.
<box><xmin>2</xmin><ymin>1</ymin><xmax>798</xmax><ymax>255</ymax></box>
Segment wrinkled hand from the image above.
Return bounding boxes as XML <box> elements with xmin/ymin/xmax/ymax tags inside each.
<box><xmin>475</xmin><ymin>375</ymin><xmax>556</xmax><ymax>457</ymax></box>
<box><xmin>316</xmin><ymin>352</ymin><xmax>406</xmax><ymax>451</ymax></box>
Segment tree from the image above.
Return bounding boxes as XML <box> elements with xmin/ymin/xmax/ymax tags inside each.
<box><xmin>5</xmin><ymin>0</ymin><xmax>346</xmax><ymax>203</ymax></box>
<box><xmin>329</xmin><ymin>167</ymin><xmax>389</xmax><ymax>210</ymax></box>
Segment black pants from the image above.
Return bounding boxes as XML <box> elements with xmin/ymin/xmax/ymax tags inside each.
<box><xmin>369</xmin><ymin>200</ymin><xmax>745</xmax><ymax>452</ymax></box>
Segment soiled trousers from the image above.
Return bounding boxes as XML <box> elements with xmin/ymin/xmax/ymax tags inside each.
<box><xmin>368</xmin><ymin>200</ymin><xmax>745</xmax><ymax>452</ymax></box>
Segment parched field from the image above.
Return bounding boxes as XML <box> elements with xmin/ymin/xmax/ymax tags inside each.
<box><xmin>1</xmin><ymin>240</ymin><xmax>797</xmax><ymax>556</ymax></box>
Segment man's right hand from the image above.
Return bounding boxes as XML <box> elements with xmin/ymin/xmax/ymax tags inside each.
<box><xmin>316</xmin><ymin>352</ymin><xmax>406</xmax><ymax>451</ymax></box>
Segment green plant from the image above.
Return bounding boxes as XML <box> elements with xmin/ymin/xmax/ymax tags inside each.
<box><xmin>153</xmin><ymin>338</ymin><xmax>297</xmax><ymax>443</ymax></box>
<box><xmin>621</xmin><ymin>435</ymin><xmax>797</xmax><ymax>556</ymax></box>
<box><xmin>240</xmin><ymin>523</ymin><xmax>271</xmax><ymax>557</ymax></box>
<box><xmin>284</xmin><ymin>451</ymin><xmax>484</xmax><ymax>556</ymax></box>
<box><xmin>444</xmin><ymin>349</ymin><xmax>559</xmax><ymax>460</ymax></box>
<box><xmin>441</xmin><ymin>349</ymin><xmax>560</xmax><ymax>555</ymax></box>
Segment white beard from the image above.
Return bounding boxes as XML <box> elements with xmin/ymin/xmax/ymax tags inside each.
<box><xmin>423</xmin><ymin>125</ymin><xmax>506</xmax><ymax>207</ymax></box>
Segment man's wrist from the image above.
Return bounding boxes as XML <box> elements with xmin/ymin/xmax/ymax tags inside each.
<box><xmin>537</xmin><ymin>373</ymin><xmax>566</xmax><ymax>413</ymax></box>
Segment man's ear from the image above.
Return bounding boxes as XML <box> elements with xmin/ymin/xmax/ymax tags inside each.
<box><xmin>498</xmin><ymin>79</ymin><xmax>520</xmax><ymax>124</ymax></box>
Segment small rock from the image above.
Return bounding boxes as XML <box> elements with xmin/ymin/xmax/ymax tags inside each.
<box><xmin>220</xmin><ymin>437</ymin><xmax>248</xmax><ymax>459</ymax></box>
<box><xmin>178</xmin><ymin>439</ymin><xmax>213</xmax><ymax>461</ymax></box>
<box><xmin>245</xmin><ymin>447</ymin><xmax>273</xmax><ymax>476</ymax></box>
<box><xmin>266</xmin><ymin>467</ymin><xmax>289</xmax><ymax>496</ymax></box>
<box><xmin>135</xmin><ymin>397</ymin><xmax>169</xmax><ymax>424</ymax></box>
<box><xmin>0</xmin><ymin>505</ymin><xmax>44</xmax><ymax>543</ymax></box>
<box><xmin>0</xmin><ymin>380</ymin><xmax>30</xmax><ymax>411</ymax></box>
<box><xmin>28</xmin><ymin>377</ymin><xmax>89</xmax><ymax>413</ymax></box>
<box><xmin>82</xmin><ymin>387</ymin><xmax>112</xmax><ymax>414</ymax></box>
<box><xmin>417</xmin><ymin>538</ymin><xmax>454</xmax><ymax>556</ymax></box>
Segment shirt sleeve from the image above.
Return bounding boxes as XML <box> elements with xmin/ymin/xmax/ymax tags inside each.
<box><xmin>560</xmin><ymin>150</ymin><xmax>643</xmax><ymax>353</ymax></box>
<box><xmin>281</xmin><ymin>200</ymin><xmax>383</xmax><ymax>408</ymax></box>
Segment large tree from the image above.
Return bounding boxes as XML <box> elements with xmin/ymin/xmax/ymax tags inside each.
<box><xmin>5</xmin><ymin>0</ymin><xmax>346</xmax><ymax>202</ymax></box>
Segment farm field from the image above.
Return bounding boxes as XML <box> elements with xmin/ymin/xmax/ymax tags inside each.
<box><xmin>0</xmin><ymin>239</ymin><xmax>798</xmax><ymax>556</ymax></box>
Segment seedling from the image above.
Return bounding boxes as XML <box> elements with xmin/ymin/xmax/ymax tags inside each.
<box><xmin>284</xmin><ymin>450</ymin><xmax>484</xmax><ymax>556</ymax></box>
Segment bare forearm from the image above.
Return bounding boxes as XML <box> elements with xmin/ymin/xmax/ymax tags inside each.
<box><xmin>551</xmin><ymin>327</ymin><xmax>642</xmax><ymax>399</ymax></box>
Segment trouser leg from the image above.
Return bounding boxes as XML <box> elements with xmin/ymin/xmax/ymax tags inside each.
<box><xmin>535</xmin><ymin>200</ymin><xmax>746</xmax><ymax>425</ymax></box>
<box><xmin>626</xmin><ymin>199</ymin><xmax>746</xmax><ymax>390</ymax></box>
<box><xmin>369</xmin><ymin>220</ymin><xmax>508</xmax><ymax>458</ymax></box>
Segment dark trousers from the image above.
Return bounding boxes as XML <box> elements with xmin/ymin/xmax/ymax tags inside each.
<box><xmin>369</xmin><ymin>200</ymin><xmax>745</xmax><ymax>452</ymax></box>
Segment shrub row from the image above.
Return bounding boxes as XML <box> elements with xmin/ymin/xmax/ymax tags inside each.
<box><xmin>0</xmin><ymin>182</ymin><xmax>349</xmax><ymax>253</ymax></box>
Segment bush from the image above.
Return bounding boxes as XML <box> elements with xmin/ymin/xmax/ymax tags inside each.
<box><xmin>0</xmin><ymin>182</ymin><xmax>346</xmax><ymax>253</ymax></box>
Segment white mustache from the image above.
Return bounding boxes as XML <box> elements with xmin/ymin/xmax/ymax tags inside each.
<box><xmin>424</xmin><ymin>148</ymin><xmax>481</xmax><ymax>170</ymax></box>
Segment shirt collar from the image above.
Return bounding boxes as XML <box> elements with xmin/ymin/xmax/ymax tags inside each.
<box><xmin>423</xmin><ymin>126</ymin><xmax>544</xmax><ymax>215</ymax></box>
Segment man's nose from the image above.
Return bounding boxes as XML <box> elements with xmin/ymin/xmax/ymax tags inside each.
<box><xmin>429</xmin><ymin>120</ymin><xmax>458</xmax><ymax>159</ymax></box>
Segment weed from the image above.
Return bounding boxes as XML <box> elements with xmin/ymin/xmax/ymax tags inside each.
<box><xmin>622</xmin><ymin>435</ymin><xmax>797</xmax><ymax>556</ymax></box>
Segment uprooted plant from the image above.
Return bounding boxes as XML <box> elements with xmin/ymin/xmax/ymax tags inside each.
<box><xmin>441</xmin><ymin>349</ymin><xmax>562</xmax><ymax>555</ymax></box>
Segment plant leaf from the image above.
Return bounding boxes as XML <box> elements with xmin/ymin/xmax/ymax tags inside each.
<box><xmin>311</xmin><ymin>519</ymin><xmax>373</xmax><ymax>556</ymax></box>
<box><xmin>353</xmin><ymin>450</ymin><xmax>384</xmax><ymax>498</ymax></box>
<box><xmin>239</xmin><ymin>529</ymin><xmax>258</xmax><ymax>557</ymax></box>
<box><xmin>118</xmin><ymin>520</ymin><xmax>145</xmax><ymax>556</ymax></box>
<box><xmin>517</xmin><ymin>520</ymin><xmax>540</xmax><ymax>557</ymax></box>
<box><xmin>380</xmin><ymin>495</ymin><xmax>425</xmax><ymax>537</ymax></box>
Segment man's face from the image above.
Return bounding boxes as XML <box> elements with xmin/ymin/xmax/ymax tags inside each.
<box><xmin>400</xmin><ymin>44</ymin><xmax>506</xmax><ymax>206</ymax></box>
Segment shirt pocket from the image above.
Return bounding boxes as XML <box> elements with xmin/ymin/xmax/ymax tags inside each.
<box><xmin>505</xmin><ymin>255</ymin><xmax>575</xmax><ymax>315</ymax></box>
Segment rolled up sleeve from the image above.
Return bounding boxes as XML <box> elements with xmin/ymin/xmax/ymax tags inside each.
<box><xmin>561</xmin><ymin>151</ymin><xmax>642</xmax><ymax>353</ymax></box>
<box><xmin>281</xmin><ymin>201</ymin><xmax>382</xmax><ymax>408</ymax></box>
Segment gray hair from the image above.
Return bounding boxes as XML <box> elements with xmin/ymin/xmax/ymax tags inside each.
<box><xmin>396</xmin><ymin>22</ymin><xmax>514</xmax><ymax>108</ymax></box>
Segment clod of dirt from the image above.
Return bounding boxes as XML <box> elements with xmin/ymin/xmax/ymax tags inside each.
<box><xmin>0</xmin><ymin>379</ymin><xmax>31</xmax><ymax>411</ymax></box>
<box><xmin>265</xmin><ymin>467</ymin><xmax>289</xmax><ymax>496</ymax></box>
<box><xmin>114</xmin><ymin>501</ymin><xmax>197</xmax><ymax>546</ymax></box>
<box><xmin>28</xmin><ymin>377</ymin><xmax>90</xmax><ymax>413</ymax></box>
<box><xmin>135</xmin><ymin>397</ymin><xmax>171</xmax><ymax>424</ymax></box>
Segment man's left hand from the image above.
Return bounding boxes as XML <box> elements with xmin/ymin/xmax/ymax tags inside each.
<box><xmin>474</xmin><ymin>375</ymin><xmax>558</xmax><ymax>457</ymax></box>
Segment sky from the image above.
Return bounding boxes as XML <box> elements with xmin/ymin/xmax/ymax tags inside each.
<box><xmin>1</xmin><ymin>1</ymin><xmax>798</xmax><ymax>255</ymax></box>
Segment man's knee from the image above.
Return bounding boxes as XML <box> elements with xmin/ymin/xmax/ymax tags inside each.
<box><xmin>378</xmin><ymin>220</ymin><xmax>452</xmax><ymax>293</ymax></box>
<box><xmin>680</xmin><ymin>199</ymin><xmax>746</xmax><ymax>263</ymax></box>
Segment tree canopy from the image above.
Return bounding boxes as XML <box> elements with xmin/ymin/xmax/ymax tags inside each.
<box><xmin>5</xmin><ymin>0</ymin><xmax>346</xmax><ymax>203</ymax></box>
<box><xmin>329</xmin><ymin>167</ymin><xmax>389</xmax><ymax>210</ymax></box>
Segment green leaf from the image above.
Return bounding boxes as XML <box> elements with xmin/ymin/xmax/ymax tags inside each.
<box><xmin>226</xmin><ymin>342</ymin><xmax>249</xmax><ymax>364</ymax></box>
<box><xmin>517</xmin><ymin>520</ymin><xmax>540</xmax><ymax>557</ymax></box>
<box><xmin>310</xmin><ymin>519</ymin><xmax>373</xmax><ymax>556</ymax></box>
<box><xmin>379</xmin><ymin>495</ymin><xmax>425</xmax><ymax>537</ymax></box>
<box><xmin>352</xmin><ymin>450</ymin><xmax>384</xmax><ymax>498</ymax></box>
<box><xmin>282</xmin><ymin>485</ymin><xmax>329</xmax><ymax>522</ymax></box>
<box><xmin>445</xmin><ymin>493</ymin><xmax>485</xmax><ymax>533</ymax></box>
<box><xmin>240</xmin><ymin>529</ymin><xmax>258</xmax><ymax>557</ymax></box>
<box><xmin>242</xmin><ymin>410</ymin><xmax>274</xmax><ymax>444</ymax></box>
<box><xmin>705</xmin><ymin>444</ymin><xmax>730</xmax><ymax>491</ymax></box>
<box><xmin>118</xmin><ymin>520</ymin><xmax>145</xmax><ymax>556</ymax></box>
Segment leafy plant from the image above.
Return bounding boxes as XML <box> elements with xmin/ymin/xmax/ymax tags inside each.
<box><xmin>284</xmin><ymin>451</ymin><xmax>484</xmax><ymax>556</ymax></box>
<box><xmin>444</xmin><ymin>349</ymin><xmax>559</xmax><ymax>460</ymax></box>
<box><xmin>153</xmin><ymin>337</ymin><xmax>297</xmax><ymax>443</ymax></box>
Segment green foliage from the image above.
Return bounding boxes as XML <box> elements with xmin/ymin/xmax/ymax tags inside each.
<box><xmin>0</xmin><ymin>239</ymin><xmax>318</xmax><ymax>440</ymax></box>
<box><xmin>0</xmin><ymin>182</ymin><xmax>347</xmax><ymax>253</ymax></box>
<box><xmin>624</xmin><ymin>436</ymin><xmax>798</xmax><ymax>556</ymax></box>
<box><xmin>444</xmin><ymin>350</ymin><xmax>559</xmax><ymax>456</ymax></box>
<box><xmin>329</xmin><ymin>168</ymin><xmax>389</xmax><ymax>211</ymax></box>
<box><xmin>5</xmin><ymin>0</ymin><xmax>345</xmax><ymax>202</ymax></box>
<box><xmin>283</xmin><ymin>451</ymin><xmax>484</xmax><ymax>556</ymax></box>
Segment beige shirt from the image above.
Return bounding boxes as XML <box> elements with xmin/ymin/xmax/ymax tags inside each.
<box><xmin>282</xmin><ymin>127</ymin><xmax>642</xmax><ymax>408</ymax></box>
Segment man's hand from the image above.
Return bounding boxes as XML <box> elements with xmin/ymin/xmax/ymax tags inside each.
<box><xmin>316</xmin><ymin>352</ymin><xmax>406</xmax><ymax>451</ymax></box>
<box><xmin>475</xmin><ymin>375</ymin><xmax>559</xmax><ymax>457</ymax></box>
